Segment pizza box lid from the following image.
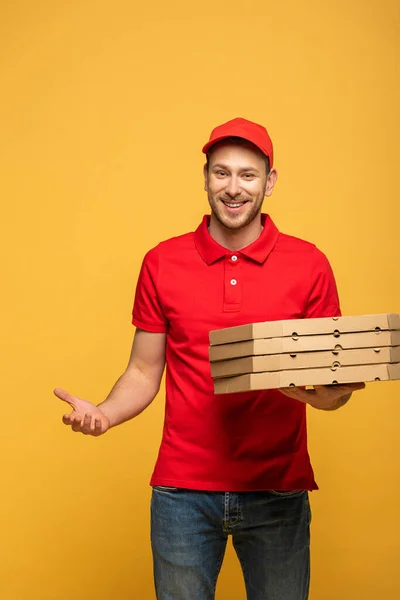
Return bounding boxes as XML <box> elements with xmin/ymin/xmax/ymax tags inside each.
<box><xmin>209</xmin><ymin>313</ymin><xmax>400</xmax><ymax>346</ymax></box>
<box><xmin>209</xmin><ymin>330</ymin><xmax>400</xmax><ymax>362</ymax></box>
<box><xmin>214</xmin><ymin>363</ymin><xmax>400</xmax><ymax>394</ymax></box>
<box><xmin>210</xmin><ymin>346</ymin><xmax>400</xmax><ymax>379</ymax></box>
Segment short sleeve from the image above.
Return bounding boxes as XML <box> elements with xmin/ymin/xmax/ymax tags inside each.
<box><xmin>303</xmin><ymin>247</ymin><xmax>341</xmax><ymax>318</ymax></box>
<box><xmin>131</xmin><ymin>247</ymin><xmax>168</xmax><ymax>333</ymax></box>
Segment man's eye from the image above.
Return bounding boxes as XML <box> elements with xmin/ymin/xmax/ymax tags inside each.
<box><xmin>243</xmin><ymin>174</ymin><xmax>254</xmax><ymax>179</ymax></box>
<box><xmin>217</xmin><ymin>171</ymin><xmax>226</xmax><ymax>176</ymax></box>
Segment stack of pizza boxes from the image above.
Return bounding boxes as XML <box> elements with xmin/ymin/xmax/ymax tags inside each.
<box><xmin>209</xmin><ymin>314</ymin><xmax>400</xmax><ymax>394</ymax></box>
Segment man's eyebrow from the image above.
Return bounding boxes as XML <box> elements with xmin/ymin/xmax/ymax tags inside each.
<box><xmin>211</xmin><ymin>163</ymin><xmax>229</xmax><ymax>170</ymax></box>
<box><xmin>211</xmin><ymin>163</ymin><xmax>260</xmax><ymax>173</ymax></box>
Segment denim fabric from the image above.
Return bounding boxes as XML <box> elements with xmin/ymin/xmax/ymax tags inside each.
<box><xmin>151</xmin><ymin>487</ymin><xmax>311</xmax><ymax>600</ymax></box>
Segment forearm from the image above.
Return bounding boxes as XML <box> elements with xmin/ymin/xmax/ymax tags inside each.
<box><xmin>97</xmin><ymin>365</ymin><xmax>161</xmax><ymax>428</ymax></box>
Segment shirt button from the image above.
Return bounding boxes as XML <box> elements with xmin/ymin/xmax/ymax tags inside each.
<box><xmin>230</xmin><ymin>279</ymin><xmax>237</xmax><ymax>286</ymax></box>
<box><xmin>231</xmin><ymin>255</ymin><xmax>238</xmax><ymax>262</ymax></box>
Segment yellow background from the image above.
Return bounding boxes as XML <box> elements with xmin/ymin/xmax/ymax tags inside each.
<box><xmin>1</xmin><ymin>1</ymin><xmax>399</xmax><ymax>598</ymax></box>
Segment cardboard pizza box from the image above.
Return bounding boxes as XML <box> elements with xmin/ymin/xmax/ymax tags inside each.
<box><xmin>210</xmin><ymin>346</ymin><xmax>400</xmax><ymax>379</ymax></box>
<box><xmin>209</xmin><ymin>330</ymin><xmax>400</xmax><ymax>362</ymax></box>
<box><xmin>213</xmin><ymin>362</ymin><xmax>400</xmax><ymax>394</ymax></box>
<box><xmin>209</xmin><ymin>313</ymin><xmax>400</xmax><ymax>346</ymax></box>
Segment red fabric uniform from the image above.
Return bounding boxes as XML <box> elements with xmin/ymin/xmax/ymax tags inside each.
<box><xmin>132</xmin><ymin>214</ymin><xmax>341</xmax><ymax>492</ymax></box>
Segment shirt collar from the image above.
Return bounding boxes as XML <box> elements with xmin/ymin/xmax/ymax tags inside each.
<box><xmin>194</xmin><ymin>213</ymin><xmax>280</xmax><ymax>265</ymax></box>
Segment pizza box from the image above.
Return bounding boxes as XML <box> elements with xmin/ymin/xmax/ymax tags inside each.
<box><xmin>209</xmin><ymin>313</ymin><xmax>400</xmax><ymax>346</ymax></box>
<box><xmin>210</xmin><ymin>346</ymin><xmax>400</xmax><ymax>379</ymax></box>
<box><xmin>213</xmin><ymin>363</ymin><xmax>400</xmax><ymax>394</ymax></box>
<box><xmin>209</xmin><ymin>330</ymin><xmax>400</xmax><ymax>362</ymax></box>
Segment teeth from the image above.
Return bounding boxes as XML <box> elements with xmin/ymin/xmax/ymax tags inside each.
<box><xmin>225</xmin><ymin>202</ymin><xmax>244</xmax><ymax>208</ymax></box>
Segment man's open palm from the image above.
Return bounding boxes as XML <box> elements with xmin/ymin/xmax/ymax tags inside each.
<box><xmin>54</xmin><ymin>388</ymin><xmax>110</xmax><ymax>436</ymax></box>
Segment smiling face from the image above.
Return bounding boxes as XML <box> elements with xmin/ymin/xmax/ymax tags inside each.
<box><xmin>204</xmin><ymin>139</ymin><xmax>277</xmax><ymax>233</ymax></box>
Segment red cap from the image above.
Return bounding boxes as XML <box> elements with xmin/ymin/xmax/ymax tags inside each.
<box><xmin>202</xmin><ymin>117</ymin><xmax>274</xmax><ymax>168</ymax></box>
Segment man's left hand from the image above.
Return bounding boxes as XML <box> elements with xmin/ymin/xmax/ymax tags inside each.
<box><xmin>280</xmin><ymin>382</ymin><xmax>366</xmax><ymax>411</ymax></box>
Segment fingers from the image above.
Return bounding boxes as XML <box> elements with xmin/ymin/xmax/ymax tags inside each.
<box><xmin>72</xmin><ymin>415</ymin><xmax>84</xmax><ymax>432</ymax></box>
<box><xmin>314</xmin><ymin>382</ymin><xmax>366</xmax><ymax>395</ymax></box>
<box><xmin>83</xmin><ymin>413</ymin><xmax>92</xmax><ymax>430</ymax></box>
<box><xmin>75</xmin><ymin>413</ymin><xmax>92</xmax><ymax>434</ymax></box>
<box><xmin>61</xmin><ymin>412</ymin><xmax>101</xmax><ymax>435</ymax></box>
<box><xmin>344</xmin><ymin>382</ymin><xmax>366</xmax><ymax>391</ymax></box>
<box><xmin>62</xmin><ymin>413</ymin><xmax>73</xmax><ymax>425</ymax></box>
<box><xmin>61</xmin><ymin>411</ymin><xmax>83</xmax><ymax>430</ymax></box>
<box><xmin>93</xmin><ymin>418</ymin><xmax>103</xmax><ymax>437</ymax></box>
<box><xmin>280</xmin><ymin>387</ymin><xmax>310</xmax><ymax>403</ymax></box>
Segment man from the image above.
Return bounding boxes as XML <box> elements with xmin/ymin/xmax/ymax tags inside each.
<box><xmin>54</xmin><ymin>117</ymin><xmax>365</xmax><ymax>600</ymax></box>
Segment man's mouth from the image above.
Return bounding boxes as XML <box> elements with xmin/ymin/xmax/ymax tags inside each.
<box><xmin>221</xmin><ymin>200</ymin><xmax>248</xmax><ymax>209</ymax></box>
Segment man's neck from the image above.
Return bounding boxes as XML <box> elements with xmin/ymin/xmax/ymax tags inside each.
<box><xmin>208</xmin><ymin>213</ymin><xmax>263</xmax><ymax>251</ymax></box>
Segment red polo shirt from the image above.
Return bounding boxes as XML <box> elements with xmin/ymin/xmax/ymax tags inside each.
<box><xmin>132</xmin><ymin>214</ymin><xmax>341</xmax><ymax>491</ymax></box>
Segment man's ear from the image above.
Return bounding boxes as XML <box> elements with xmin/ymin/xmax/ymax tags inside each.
<box><xmin>203</xmin><ymin>163</ymin><xmax>208</xmax><ymax>192</ymax></box>
<box><xmin>264</xmin><ymin>169</ymin><xmax>278</xmax><ymax>197</ymax></box>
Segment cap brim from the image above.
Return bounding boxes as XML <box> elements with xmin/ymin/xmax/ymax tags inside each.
<box><xmin>202</xmin><ymin>135</ymin><xmax>269</xmax><ymax>159</ymax></box>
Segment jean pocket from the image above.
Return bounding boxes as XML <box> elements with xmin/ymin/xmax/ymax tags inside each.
<box><xmin>152</xmin><ymin>485</ymin><xmax>180</xmax><ymax>493</ymax></box>
<box><xmin>269</xmin><ymin>489</ymin><xmax>305</xmax><ymax>497</ymax></box>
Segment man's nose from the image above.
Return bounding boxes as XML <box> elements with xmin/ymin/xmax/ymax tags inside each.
<box><xmin>225</xmin><ymin>177</ymin><xmax>241</xmax><ymax>198</ymax></box>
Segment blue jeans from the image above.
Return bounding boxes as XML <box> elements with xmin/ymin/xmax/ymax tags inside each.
<box><xmin>151</xmin><ymin>487</ymin><xmax>311</xmax><ymax>600</ymax></box>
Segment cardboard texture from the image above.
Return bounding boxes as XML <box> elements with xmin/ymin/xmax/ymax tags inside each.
<box><xmin>214</xmin><ymin>363</ymin><xmax>400</xmax><ymax>394</ymax></box>
<box><xmin>210</xmin><ymin>346</ymin><xmax>400</xmax><ymax>379</ymax></box>
<box><xmin>209</xmin><ymin>313</ymin><xmax>400</xmax><ymax>346</ymax></box>
<box><xmin>209</xmin><ymin>330</ymin><xmax>400</xmax><ymax>362</ymax></box>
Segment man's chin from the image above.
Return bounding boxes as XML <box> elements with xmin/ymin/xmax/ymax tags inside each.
<box><xmin>221</xmin><ymin>218</ymin><xmax>246</xmax><ymax>230</ymax></box>
<box><xmin>215</xmin><ymin>209</ymin><xmax>256</xmax><ymax>230</ymax></box>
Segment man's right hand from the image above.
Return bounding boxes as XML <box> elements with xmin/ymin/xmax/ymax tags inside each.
<box><xmin>54</xmin><ymin>388</ymin><xmax>111</xmax><ymax>436</ymax></box>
